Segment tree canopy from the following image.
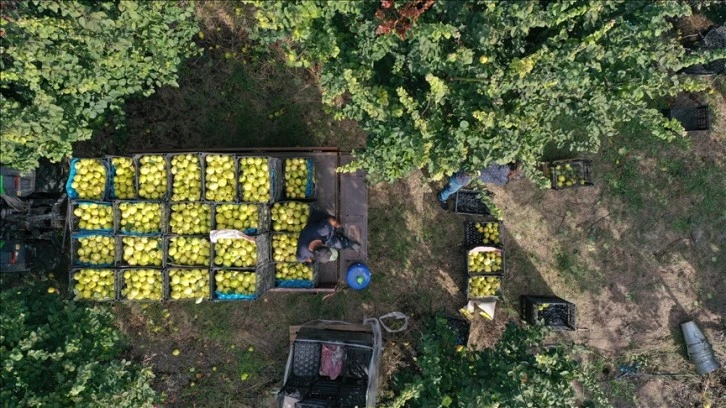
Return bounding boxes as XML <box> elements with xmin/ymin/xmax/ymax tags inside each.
<box><xmin>248</xmin><ymin>0</ymin><xmax>725</xmax><ymax>186</ymax></box>
<box><xmin>0</xmin><ymin>0</ymin><xmax>200</xmax><ymax>171</ymax></box>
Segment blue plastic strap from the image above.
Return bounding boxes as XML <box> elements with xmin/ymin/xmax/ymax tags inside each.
<box><xmin>305</xmin><ymin>158</ymin><xmax>314</xmax><ymax>198</ymax></box>
<box><xmin>108</xmin><ymin>159</ymin><xmax>118</xmax><ymax>198</ymax></box>
<box><xmin>276</xmin><ymin>279</ymin><xmax>314</xmax><ymax>289</ymax></box>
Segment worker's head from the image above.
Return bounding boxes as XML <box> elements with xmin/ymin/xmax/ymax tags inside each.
<box><xmin>313</xmin><ymin>246</ymin><xmax>339</xmax><ymax>263</ymax></box>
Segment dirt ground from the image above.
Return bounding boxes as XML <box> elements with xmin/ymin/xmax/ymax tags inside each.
<box><xmin>72</xmin><ymin>3</ymin><xmax>725</xmax><ymax>407</ymax></box>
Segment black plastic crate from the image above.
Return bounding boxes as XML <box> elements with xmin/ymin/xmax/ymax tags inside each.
<box><xmin>293</xmin><ymin>342</ymin><xmax>321</xmax><ymax>377</ymax></box>
<box><xmin>543</xmin><ymin>159</ymin><xmax>594</xmax><ymax>190</ymax></box>
<box><xmin>466</xmin><ymin>246</ymin><xmax>505</xmax><ymax>276</ymax></box>
<box><xmin>68</xmin><ymin>268</ymin><xmax>118</xmax><ymax>302</ymax></box>
<box><xmin>466</xmin><ymin>274</ymin><xmax>502</xmax><ymax>301</ymax></box>
<box><xmin>445</xmin><ymin>317</ymin><xmax>471</xmax><ymax>346</ymax></box>
<box><xmin>663</xmin><ymin>106</ymin><xmax>710</xmax><ymax>131</ymax></box>
<box><xmin>520</xmin><ymin>295</ymin><xmax>576</xmax><ymax>331</ymax></box>
<box><xmin>454</xmin><ymin>189</ymin><xmax>491</xmax><ymax>216</ymax></box>
<box><xmin>464</xmin><ymin>221</ymin><xmax>503</xmax><ymax>248</ymax></box>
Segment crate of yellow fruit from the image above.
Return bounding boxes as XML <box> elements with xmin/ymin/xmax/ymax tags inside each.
<box><xmin>165</xmin><ymin>235</ymin><xmax>212</xmax><ymax>267</ymax></box>
<box><xmin>467</xmin><ymin>275</ymin><xmax>502</xmax><ymax>301</ymax></box>
<box><xmin>281</xmin><ymin>157</ymin><xmax>315</xmax><ymax>200</ymax></box>
<box><xmin>107</xmin><ymin>156</ymin><xmax>137</xmax><ymax>199</ymax></box>
<box><xmin>120</xmin><ymin>269</ymin><xmax>164</xmax><ymax>301</ymax></box>
<box><xmin>466</xmin><ymin>246</ymin><xmax>505</xmax><ymax>276</ymax></box>
<box><xmin>71</xmin><ymin>233</ymin><xmax>117</xmax><ymax>267</ymax></box>
<box><xmin>135</xmin><ymin>154</ymin><xmax>169</xmax><ymax>200</ymax></box>
<box><xmin>115</xmin><ymin>201</ymin><xmax>165</xmax><ymax>235</ymax></box>
<box><xmin>274</xmin><ymin>262</ymin><xmax>318</xmax><ymax>288</ymax></box>
<box><xmin>119</xmin><ymin>236</ymin><xmax>164</xmax><ymax>267</ymax></box>
<box><xmin>66</xmin><ymin>158</ymin><xmax>108</xmax><ymax>200</ymax></box>
<box><xmin>69</xmin><ymin>268</ymin><xmax>118</xmax><ymax>301</ymax></box>
<box><xmin>212</xmin><ymin>264</ymin><xmax>274</xmax><ymax>301</ymax></box>
<box><xmin>168</xmin><ymin>153</ymin><xmax>203</xmax><ymax>201</ymax></box>
<box><xmin>237</xmin><ymin>156</ymin><xmax>275</xmax><ymax>203</ymax></box>
<box><xmin>270</xmin><ymin>201</ymin><xmax>310</xmax><ymax>233</ymax></box>
<box><xmin>272</xmin><ymin>233</ymin><xmax>299</xmax><ymax>263</ymax></box>
<box><xmin>70</xmin><ymin>201</ymin><xmax>114</xmax><ymax>232</ymax></box>
<box><xmin>166</xmin><ymin>268</ymin><xmax>211</xmax><ymax>301</ymax></box>
<box><xmin>211</xmin><ymin>233</ymin><xmax>270</xmax><ymax>268</ymax></box>
<box><xmin>464</xmin><ymin>221</ymin><xmax>503</xmax><ymax>248</ymax></box>
<box><xmin>203</xmin><ymin>153</ymin><xmax>237</xmax><ymax>202</ymax></box>
<box><xmin>168</xmin><ymin>202</ymin><xmax>212</xmax><ymax>235</ymax></box>
<box><xmin>542</xmin><ymin>159</ymin><xmax>593</xmax><ymax>190</ymax></box>
<box><xmin>212</xmin><ymin>203</ymin><xmax>268</xmax><ymax>234</ymax></box>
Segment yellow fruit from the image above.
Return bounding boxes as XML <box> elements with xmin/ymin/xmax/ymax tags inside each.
<box><xmin>168</xmin><ymin>236</ymin><xmax>210</xmax><ymax>266</ymax></box>
<box><xmin>271</xmin><ymin>202</ymin><xmax>308</xmax><ymax>232</ymax></box>
<box><xmin>138</xmin><ymin>155</ymin><xmax>167</xmax><ymax>199</ymax></box>
<box><xmin>111</xmin><ymin>157</ymin><xmax>135</xmax><ymax>198</ymax></box>
<box><xmin>468</xmin><ymin>251</ymin><xmax>503</xmax><ymax>273</ymax></box>
<box><xmin>72</xmin><ymin>159</ymin><xmax>106</xmax><ymax>199</ymax></box>
<box><xmin>283</xmin><ymin>158</ymin><xmax>310</xmax><ymax>199</ymax></box>
<box><xmin>168</xmin><ymin>268</ymin><xmax>209</xmax><ymax>300</ymax></box>
<box><xmin>74</xmin><ymin>202</ymin><xmax>114</xmax><ymax>231</ymax></box>
<box><xmin>205</xmin><ymin>155</ymin><xmax>236</xmax><ymax>201</ymax></box>
<box><xmin>215</xmin><ymin>270</ymin><xmax>256</xmax><ymax>295</ymax></box>
<box><xmin>119</xmin><ymin>202</ymin><xmax>162</xmax><ymax>234</ymax></box>
<box><xmin>76</xmin><ymin>235</ymin><xmax>115</xmax><ymax>265</ymax></box>
<box><xmin>172</xmin><ymin>349</ymin><xmax>181</xmax><ymax>356</ymax></box>
<box><xmin>170</xmin><ymin>203</ymin><xmax>211</xmax><ymax>234</ymax></box>
<box><xmin>121</xmin><ymin>269</ymin><xmax>162</xmax><ymax>300</ymax></box>
<box><xmin>238</xmin><ymin>157</ymin><xmax>271</xmax><ymax>202</ymax></box>
<box><xmin>468</xmin><ymin>276</ymin><xmax>501</xmax><ymax>298</ymax></box>
<box><xmin>272</xmin><ymin>234</ymin><xmax>298</xmax><ymax>262</ymax></box>
<box><xmin>275</xmin><ymin>263</ymin><xmax>313</xmax><ymax>281</ymax></box>
<box><xmin>213</xmin><ymin>238</ymin><xmax>257</xmax><ymax>267</ymax></box>
<box><xmin>214</xmin><ymin>204</ymin><xmax>258</xmax><ymax>230</ymax></box>
<box><xmin>171</xmin><ymin>154</ymin><xmax>202</xmax><ymax>201</ymax></box>
<box><xmin>121</xmin><ymin>236</ymin><xmax>163</xmax><ymax>267</ymax></box>
<box><xmin>73</xmin><ymin>269</ymin><xmax>115</xmax><ymax>300</ymax></box>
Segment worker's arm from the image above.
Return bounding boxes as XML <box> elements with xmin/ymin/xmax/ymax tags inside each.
<box><xmin>327</xmin><ymin>217</ymin><xmax>341</xmax><ymax>229</ymax></box>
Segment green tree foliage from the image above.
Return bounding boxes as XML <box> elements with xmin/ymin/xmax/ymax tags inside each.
<box><xmin>247</xmin><ymin>0</ymin><xmax>725</xmax><ymax>186</ymax></box>
<box><xmin>0</xmin><ymin>284</ymin><xmax>157</xmax><ymax>407</ymax></box>
<box><xmin>387</xmin><ymin>318</ymin><xmax>607</xmax><ymax>408</ymax></box>
<box><xmin>0</xmin><ymin>0</ymin><xmax>200</xmax><ymax>171</ymax></box>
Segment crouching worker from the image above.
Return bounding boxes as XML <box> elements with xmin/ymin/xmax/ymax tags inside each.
<box><xmin>296</xmin><ymin>215</ymin><xmax>360</xmax><ymax>263</ymax></box>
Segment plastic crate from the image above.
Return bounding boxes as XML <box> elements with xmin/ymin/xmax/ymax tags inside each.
<box><xmin>466</xmin><ymin>275</ymin><xmax>502</xmax><ymax>302</ymax></box>
<box><xmin>270</xmin><ymin>201</ymin><xmax>312</xmax><ymax>233</ymax></box>
<box><xmin>118</xmin><ymin>268</ymin><xmax>164</xmax><ymax>301</ymax></box>
<box><xmin>114</xmin><ymin>200</ymin><xmax>167</xmax><ymax>235</ymax></box>
<box><xmin>202</xmin><ymin>153</ymin><xmax>238</xmax><ymax>203</ymax></box>
<box><xmin>70</xmin><ymin>232</ymin><xmax>118</xmax><ymax>267</ymax></box>
<box><xmin>464</xmin><ymin>221</ymin><xmax>503</xmax><ymax>248</ymax></box>
<box><xmin>68</xmin><ymin>200</ymin><xmax>114</xmax><ymax>233</ymax></box>
<box><xmin>665</xmin><ymin>106</ymin><xmax>710</xmax><ymax>131</ymax></box>
<box><xmin>275</xmin><ymin>262</ymin><xmax>318</xmax><ymax>289</ymax></box>
<box><xmin>520</xmin><ymin>295</ymin><xmax>576</xmax><ymax>331</ymax></box>
<box><xmin>211</xmin><ymin>202</ymin><xmax>270</xmax><ymax>235</ymax></box>
<box><xmin>271</xmin><ymin>232</ymin><xmax>300</xmax><ymax>263</ymax></box>
<box><xmin>134</xmin><ymin>154</ymin><xmax>170</xmax><ymax>200</ymax></box>
<box><xmin>293</xmin><ymin>342</ymin><xmax>321</xmax><ymax>377</ymax></box>
<box><xmin>107</xmin><ymin>156</ymin><xmax>137</xmax><ymax>199</ymax></box>
<box><xmin>68</xmin><ymin>268</ymin><xmax>118</xmax><ymax>302</ymax></box>
<box><xmin>445</xmin><ymin>317</ymin><xmax>471</xmax><ymax>346</ymax></box>
<box><xmin>117</xmin><ymin>235</ymin><xmax>165</xmax><ymax>268</ymax></box>
<box><xmin>543</xmin><ymin>159</ymin><xmax>594</xmax><ymax>190</ymax></box>
<box><xmin>167</xmin><ymin>153</ymin><xmax>203</xmax><ymax>201</ymax></box>
<box><xmin>167</xmin><ymin>202</ymin><xmax>213</xmax><ymax>235</ymax></box>
<box><xmin>211</xmin><ymin>262</ymin><xmax>275</xmax><ymax>301</ymax></box>
<box><xmin>237</xmin><ymin>156</ymin><xmax>277</xmax><ymax>204</ymax></box>
<box><xmin>454</xmin><ymin>189</ymin><xmax>491</xmax><ymax>216</ymax></box>
<box><xmin>165</xmin><ymin>235</ymin><xmax>212</xmax><ymax>268</ymax></box>
<box><xmin>211</xmin><ymin>233</ymin><xmax>271</xmax><ymax>269</ymax></box>
<box><xmin>65</xmin><ymin>157</ymin><xmax>109</xmax><ymax>200</ymax></box>
<box><xmin>281</xmin><ymin>157</ymin><xmax>316</xmax><ymax>200</ymax></box>
<box><xmin>165</xmin><ymin>267</ymin><xmax>212</xmax><ymax>301</ymax></box>
<box><xmin>466</xmin><ymin>246</ymin><xmax>505</xmax><ymax>276</ymax></box>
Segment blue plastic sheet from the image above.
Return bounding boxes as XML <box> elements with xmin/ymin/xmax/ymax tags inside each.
<box><xmin>65</xmin><ymin>158</ymin><xmax>108</xmax><ymax>199</ymax></box>
<box><xmin>305</xmin><ymin>158</ymin><xmax>315</xmax><ymax>198</ymax></box>
<box><xmin>276</xmin><ymin>279</ymin><xmax>314</xmax><ymax>289</ymax></box>
<box><xmin>215</xmin><ymin>291</ymin><xmax>256</xmax><ymax>300</ymax></box>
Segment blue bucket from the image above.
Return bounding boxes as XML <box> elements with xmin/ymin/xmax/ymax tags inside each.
<box><xmin>346</xmin><ymin>263</ymin><xmax>371</xmax><ymax>290</ymax></box>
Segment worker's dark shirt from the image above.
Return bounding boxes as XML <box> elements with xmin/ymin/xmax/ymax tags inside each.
<box><xmin>296</xmin><ymin>218</ymin><xmax>334</xmax><ymax>262</ymax></box>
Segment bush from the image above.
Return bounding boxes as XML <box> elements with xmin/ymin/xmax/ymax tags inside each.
<box><xmin>387</xmin><ymin>318</ymin><xmax>608</xmax><ymax>408</ymax></box>
<box><xmin>0</xmin><ymin>284</ymin><xmax>157</xmax><ymax>407</ymax></box>
<box><xmin>248</xmin><ymin>0</ymin><xmax>725</xmax><ymax>186</ymax></box>
<box><xmin>0</xmin><ymin>1</ymin><xmax>200</xmax><ymax>171</ymax></box>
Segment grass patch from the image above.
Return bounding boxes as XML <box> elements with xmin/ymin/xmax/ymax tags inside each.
<box><xmin>555</xmin><ymin>250</ymin><xmax>602</xmax><ymax>291</ymax></box>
